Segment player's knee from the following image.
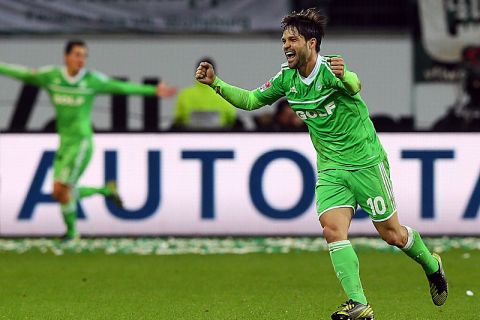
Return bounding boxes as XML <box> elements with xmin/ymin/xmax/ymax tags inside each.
<box><xmin>381</xmin><ymin>229</ymin><xmax>404</xmax><ymax>247</ymax></box>
<box><xmin>52</xmin><ymin>188</ymin><xmax>61</xmax><ymax>201</ymax></box>
<box><xmin>53</xmin><ymin>185</ymin><xmax>70</xmax><ymax>204</ymax></box>
<box><xmin>53</xmin><ymin>191</ymin><xmax>69</xmax><ymax>204</ymax></box>
<box><xmin>323</xmin><ymin>225</ymin><xmax>346</xmax><ymax>243</ymax></box>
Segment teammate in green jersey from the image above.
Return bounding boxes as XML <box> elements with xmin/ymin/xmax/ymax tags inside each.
<box><xmin>195</xmin><ymin>9</ymin><xmax>448</xmax><ymax>320</ymax></box>
<box><xmin>0</xmin><ymin>40</ymin><xmax>176</xmax><ymax>241</ymax></box>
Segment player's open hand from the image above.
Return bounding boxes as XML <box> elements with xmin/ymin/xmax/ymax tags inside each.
<box><xmin>195</xmin><ymin>62</ymin><xmax>216</xmax><ymax>85</ymax></box>
<box><xmin>328</xmin><ymin>56</ymin><xmax>345</xmax><ymax>79</ymax></box>
<box><xmin>156</xmin><ymin>81</ymin><xmax>177</xmax><ymax>97</ymax></box>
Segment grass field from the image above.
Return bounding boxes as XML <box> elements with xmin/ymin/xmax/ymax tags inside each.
<box><xmin>0</xmin><ymin>239</ymin><xmax>478</xmax><ymax>319</ymax></box>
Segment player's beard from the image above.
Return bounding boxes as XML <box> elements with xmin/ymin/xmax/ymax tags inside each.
<box><xmin>287</xmin><ymin>51</ymin><xmax>304</xmax><ymax>69</ymax></box>
<box><xmin>292</xmin><ymin>49</ymin><xmax>308</xmax><ymax>71</ymax></box>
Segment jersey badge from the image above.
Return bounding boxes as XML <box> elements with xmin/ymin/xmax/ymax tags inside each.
<box><xmin>259</xmin><ymin>81</ymin><xmax>271</xmax><ymax>92</ymax></box>
<box><xmin>290</xmin><ymin>86</ymin><xmax>297</xmax><ymax>93</ymax></box>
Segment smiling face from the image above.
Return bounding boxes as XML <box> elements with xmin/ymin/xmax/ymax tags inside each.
<box><xmin>282</xmin><ymin>26</ymin><xmax>316</xmax><ymax>70</ymax></box>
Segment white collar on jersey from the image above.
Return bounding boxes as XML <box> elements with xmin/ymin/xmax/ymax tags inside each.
<box><xmin>61</xmin><ymin>66</ymin><xmax>86</xmax><ymax>85</ymax></box>
<box><xmin>297</xmin><ymin>54</ymin><xmax>321</xmax><ymax>86</ymax></box>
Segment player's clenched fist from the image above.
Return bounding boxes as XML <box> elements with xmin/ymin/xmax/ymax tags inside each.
<box><xmin>328</xmin><ymin>56</ymin><xmax>345</xmax><ymax>79</ymax></box>
<box><xmin>195</xmin><ymin>62</ymin><xmax>216</xmax><ymax>85</ymax></box>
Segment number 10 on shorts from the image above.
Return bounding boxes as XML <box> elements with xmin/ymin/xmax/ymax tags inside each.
<box><xmin>366</xmin><ymin>196</ymin><xmax>386</xmax><ymax>216</ymax></box>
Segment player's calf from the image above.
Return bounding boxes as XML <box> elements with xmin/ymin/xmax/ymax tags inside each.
<box><xmin>378</xmin><ymin>228</ymin><xmax>406</xmax><ymax>247</ymax></box>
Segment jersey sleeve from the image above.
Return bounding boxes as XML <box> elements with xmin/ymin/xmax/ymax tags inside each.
<box><xmin>209</xmin><ymin>77</ymin><xmax>264</xmax><ymax>111</ymax></box>
<box><xmin>92</xmin><ymin>71</ymin><xmax>157</xmax><ymax>96</ymax></box>
<box><xmin>252</xmin><ymin>69</ymin><xmax>285</xmax><ymax>105</ymax></box>
<box><xmin>0</xmin><ymin>63</ymin><xmax>53</xmax><ymax>87</ymax></box>
<box><xmin>340</xmin><ymin>69</ymin><xmax>361</xmax><ymax>95</ymax></box>
<box><xmin>322</xmin><ymin>57</ymin><xmax>361</xmax><ymax>96</ymax></box>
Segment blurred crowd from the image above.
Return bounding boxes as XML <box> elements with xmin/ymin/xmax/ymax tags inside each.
<box><xmin>432</xmin><ymin>47</ymin><xmax>480</xmax><ymax>132</ymax></box>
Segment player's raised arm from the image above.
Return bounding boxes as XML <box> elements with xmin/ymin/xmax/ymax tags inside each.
<box><xmin>95</xmin><ymin>72</ymin><xmax>176</xmax><ymax>97</ymax></box>
<box><xmin>155</xmin><ymin>81</ymin><xmax>177</xmax><ymax>97</ymax></box>
<box><xmin>327</xmin><ymin>56</ymin><xmax>361</xmax><ymax>95</ymax></box>
<box><xmin>195</xmin><ymin>61</ymin><xmax>269</xmax><ymax>111</ymax></box>
<box><xmin>0</xmin><ymin>62</ymin><xmax>50</xmax><ymax>87</ymax></box>
<box><xmin>196</xmin><ymin>61</ymin><xmax>285</xmax><ymax>110</ymax></box>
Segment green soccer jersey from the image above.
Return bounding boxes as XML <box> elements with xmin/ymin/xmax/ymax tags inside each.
<box><xmin>210</xmin><ymin>54</ymin><xmax>387</xmax><ymax>171</ymax></box>
<box><xmin>0</xmin><ymin>63</ymin><xmax>157</xmax><ymax>138</ymax></box>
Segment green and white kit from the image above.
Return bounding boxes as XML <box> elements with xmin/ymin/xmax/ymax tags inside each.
<box><xmin>0</xmin><ymin>64</ymin><xmax>157</xmax><ymax>185</ymax></box>
<box><xmin>209</xmin><ymin>54</ymin><xmax>396</xmax><ymax>220</ymax></box>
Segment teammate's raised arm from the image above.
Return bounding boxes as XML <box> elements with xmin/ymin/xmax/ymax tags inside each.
<box><xmin>95</xmin><ymin>74</ymin><xmax>177</xmax><ymax>97</ymax></box>
<box><xmin>0</xmin><ymin>62</ymin><xmax>50</xmax><ymax>87</ymax></box>
<box><xmin>155</xmin><ymin>81</ymin><xmax>177</xmax><ymax>97</ymax></box>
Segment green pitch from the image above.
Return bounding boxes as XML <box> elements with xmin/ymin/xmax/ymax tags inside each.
<box><xmin>0</xmin><ymin>239</ymin><xmax>478</xmax><ymax>319</ymax></box>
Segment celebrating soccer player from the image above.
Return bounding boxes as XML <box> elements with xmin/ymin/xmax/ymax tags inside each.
<box><xmin>195</xmin><ymin>8</ymin><xmax>448</xmax><ymax>320</ymax></box>
<box><xmin>0</xmin><ymin>40</ymin><xmax>176</xmax><ymax>241</ymax></box>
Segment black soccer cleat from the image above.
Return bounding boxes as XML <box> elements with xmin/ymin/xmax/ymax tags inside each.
<box><xmin>106</xmin><ymin>181</ymin><xmax>124</xmax><ymax>209</ymax></box>
<box><xmin>427</xmin><ymin>253</ymin><xmax>448</xmax><ymax>306</ymax></box>
<box><xmin>331</xmin><ymin>299</ymin><xmax>374</xmax><ymax>320</ymax></box>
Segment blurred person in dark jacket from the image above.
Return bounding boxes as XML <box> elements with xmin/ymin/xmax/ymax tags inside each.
<box><xmin>433</xmin><ymin>48</ymin><xmax>480</xmax><ymax>132</ymax></box>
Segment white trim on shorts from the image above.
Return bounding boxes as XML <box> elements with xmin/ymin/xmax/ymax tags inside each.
<box><xmin>372</xmin><ymin>210</ymin><xmax>397</xmax><ymax>222</ymax></box>
<box><xmin>378</xmin><ymin>162</ymin><xmax>397</xmax><ymax>211</ymax></box>
<box><xmin>318</xmin><ymin>205</ymin><xmax>356</xmax><ymax>218</ymax></box>
<box><xmin>68</xmin><ymin>138</ymin><xmax>89</xmax><ymax>185</ymax></box>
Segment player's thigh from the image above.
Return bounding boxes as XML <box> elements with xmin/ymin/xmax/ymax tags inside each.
<box><xmin>54</xmin><ymin>138</ymin><xmax>93</xmax><ymax>186</ymax></box>
<box><xmin>351</xmin><ymin>160</ymin><xmax>397</xmax><ymax>222</ymax></box>
<box><xmin>316</xmin><ymin>169</ymin><xmax>356</xmax><ymax>219</ymax></box>
<box><xmin>53</xmin><ymin>145</ymin><xmax>69</xmax><ymax>184</ymax></box>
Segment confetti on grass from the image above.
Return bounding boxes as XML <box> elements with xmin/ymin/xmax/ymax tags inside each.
<box><xmin>0</xmin><ymin>237</ymin><xmax>478</xmax><ymax>255</ymax></box>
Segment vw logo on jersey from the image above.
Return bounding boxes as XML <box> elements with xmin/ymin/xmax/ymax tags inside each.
<box><xmin>290</xmin><ymin>86</ymin><xmax>297</xmax><ymax>93</ymax></box>
<box><xmin>316</xmin><ymin>83</ymin><xmax>323</xmax><ymax>91</ymax></box>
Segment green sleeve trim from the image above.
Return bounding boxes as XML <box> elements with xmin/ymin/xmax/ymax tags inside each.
<box><xmin>209</xmin><ymin>77</ymin><xmax>264</xmax><ymax>111</ymax></box>
<box><xmin>340</xmin><ymin>70</ymin><xmax>361</xmax><ymax>95</ymax></box>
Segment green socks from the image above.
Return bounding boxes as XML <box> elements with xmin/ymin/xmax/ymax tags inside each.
<box><xmin>327</xmin><ymin>228</ymin><xmax>438</xmax><ymax>306</ymax></box>
<box><xmin>401</xmin><ymin>226</ymin><xmax>439</xmax><ymax>275</ymax></box>
<box><xmin>78</xmin><ymin>186</ymin><xmax>110</xmax><ymax>198</ymax></box>
<box><xmin>329</xmin><ymin>240</ymin><xmax>368</xmax><ymax>305</ymax></box>
<box><xmin>61</xmin><ymin>200</ymin><xmax>77</xmax><ymax>237</ymax></box>
<box><xmin>61</xmin><ymin>186</ymin><xmax>110</xmax><ymax>237</ymax></box>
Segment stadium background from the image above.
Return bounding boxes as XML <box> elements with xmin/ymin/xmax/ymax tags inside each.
<box><xmin>0</xmin><ymin>1</ymin><xmax>479</xmax><ymax>319</ymax></box>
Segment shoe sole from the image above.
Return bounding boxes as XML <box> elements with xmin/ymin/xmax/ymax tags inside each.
<box><xmin>331</xmin><ymin>310</ymin><xmax>374</xmax><ymax>320</ymax></box>
<box><xmin>331</xmin><ymin>317</ymin><xmax>374</xmax><ymax>320</ymax></box>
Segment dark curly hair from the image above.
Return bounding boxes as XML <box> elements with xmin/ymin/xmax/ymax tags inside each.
<box><xmin>281</xmin><ymin>8</ymin><xmax>327</xmax><ymax>52</ymax></box>
<box><xmin>65</xmin><ymin>39</ymin><xmax>87</xmax><ymax>55</ymax></box>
